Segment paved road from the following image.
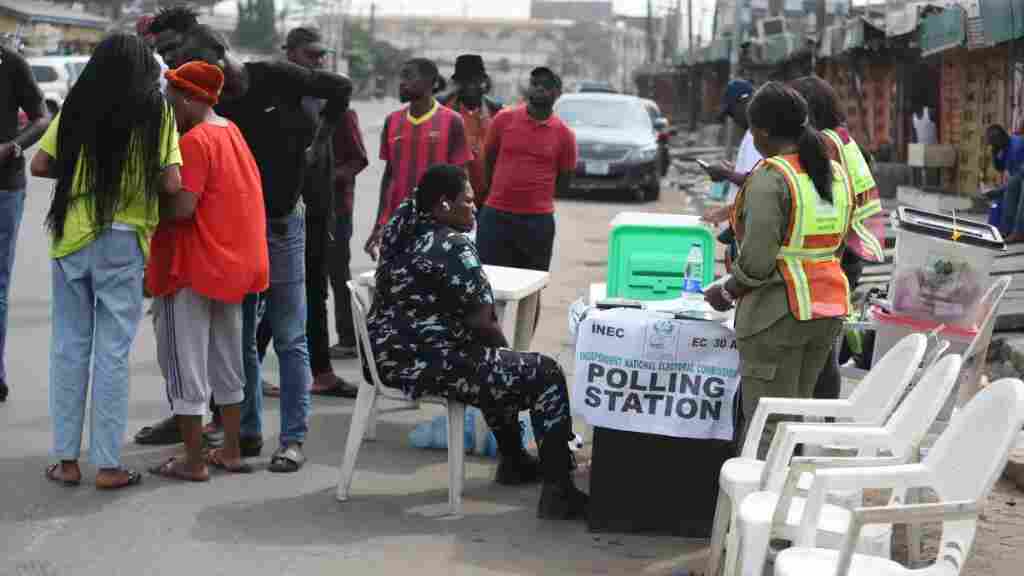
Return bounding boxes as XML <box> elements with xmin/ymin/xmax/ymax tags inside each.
<box><xmin>0</xmin><ymin>99</ymin><xmax>705</xmax><ymax>575</ymax></box>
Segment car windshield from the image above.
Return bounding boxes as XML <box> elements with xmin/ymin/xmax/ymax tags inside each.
<box><xmin>556</xmin><ymin>100</ymin><xmax>651</xmax><ymax>131</ymax></box>
<box><xmin>31</xmin><ymin>65</ymin><xmax>58</xmax><ymax>83</ymax></box>
<box><xmin>67</xmin><ymin>61</ymin><xmax>88</xmax><ymax>85</ymax></box>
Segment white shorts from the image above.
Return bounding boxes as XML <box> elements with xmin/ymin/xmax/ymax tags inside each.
<box><xmin>155</xmin><ymin>287</ymin><xmax>244</xmax><ymax>416</ymax></box>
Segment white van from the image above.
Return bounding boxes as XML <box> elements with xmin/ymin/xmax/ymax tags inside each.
<box><xmin>27</xmin><ymin>55</ymin><xmax>90</xmax><ymax>114</ymax></box>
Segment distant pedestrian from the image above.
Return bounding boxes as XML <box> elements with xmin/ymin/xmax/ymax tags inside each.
<box><xmin>32</xmin><ymin>34</ymin><xmax>182</xmax><ymax>489</ymax></box>
<box><xmin>146</xmin><ymin>61</ymin><xmax>269</xmax><ymax>482</ymax></box>
<box><xmin>986</xmin><ymin>124</ymin><xmax>1024</xmax><ymax>242</ymax></box>
<box><xmin>478</xmin><ymin>67</ymin><xmax>575</xmax><ymax>344</ymax></box>
<box><xmin>699</xmin><ymin>79</ymin><xmax>763</xmax><ymax>269</ymax></box>
<box><xmin>364</xmin><ymin>58</ymin><xmax>470</xmax><ymax>259</ymax></box>
<box><xmin>327</xmin><ymin>99</ymin><xmax>369</xmax><ymax>360</ymax></box>
<box><xmin>439</xmin><ymin>54</ymin><xmax>502</xmax><ymax>205</ymax></box>
<box><xmin>0</xmin><ymin>37</ymin><xmax>49</xmax><ymax>403</ymax></box>
<box><xmin>279</xmin><ymin>26</ymin><xmax>359</xmax><ymax>398</ymax></box>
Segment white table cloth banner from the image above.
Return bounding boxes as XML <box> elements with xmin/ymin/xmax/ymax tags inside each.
<box><xmin>572</xmin><ymin>308</ymin><xmax>740</xmax><ymax>441</ymax></box>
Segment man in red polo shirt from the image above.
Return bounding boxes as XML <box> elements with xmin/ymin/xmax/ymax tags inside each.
<box><xmin>364</xmin><ymin>57</ymin><xmax>470</xmax><ymax>258</ymax></box>
<box><xmin>479</xmin><ymin>66</ymin><xmax>575</xmax><ymax>273</ymax></box>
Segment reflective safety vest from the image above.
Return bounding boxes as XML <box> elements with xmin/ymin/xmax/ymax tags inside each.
<box><xmin>822</xmin><ymin>128</ymin><xmax>885</xmax><ymax>262</ymax></box>
<box><xmin>733</xmin><ymin>154</ymin><xmax>854</xmax><ymax>321</ymax></box>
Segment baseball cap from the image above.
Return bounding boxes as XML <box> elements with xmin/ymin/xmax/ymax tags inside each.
<box><xmin>283</xmin><ymin>27</ymin><xmax>332</xmax><ymax>55</ymax></box>
<box><xmin>719</xmin><ymin>79</ymin><xmax>754</xmax><ymax>121</ymax></box>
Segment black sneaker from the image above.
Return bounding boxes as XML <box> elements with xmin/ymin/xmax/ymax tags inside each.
<box><xmin>0</xmin><ymin>381</ymin><xmax>7</xmax><ymax>403</ymax></box>
<box><xmin>537</xmin><ymin>482</ymin><xmax>589</xmax><ymax>520</ymax></box>
<box><xmin>495</xmin><ymin>452</ymin><xmax>541</xmax><ymax>485</ymax></box>
<box><xmin>239</xmin><ymin>436</ymin><xmax>263</xmax><ymax>458</ymax></box>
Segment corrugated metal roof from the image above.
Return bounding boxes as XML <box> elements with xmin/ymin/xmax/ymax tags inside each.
<box><xmin>0</xmin><ymin>0</ymin><xmax>109</xmax><ymax>29</ymax></box>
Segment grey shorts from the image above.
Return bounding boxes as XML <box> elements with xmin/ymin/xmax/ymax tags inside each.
<box><xmin>155</xmin><ymin>287</ymin><xmax>245</xmax><ymax>416</ymax></box>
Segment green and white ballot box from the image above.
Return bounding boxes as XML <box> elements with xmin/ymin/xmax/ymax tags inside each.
<box><xmin>574</xmin><ymin>307</ymin><xmax>738</xmax><ymax>536</ymax></box>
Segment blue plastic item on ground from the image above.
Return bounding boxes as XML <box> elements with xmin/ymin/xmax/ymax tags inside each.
<box><xmin>409</xmin><ymin>408</ymin><xmax>539</xmax><ymax>457</ymax></box>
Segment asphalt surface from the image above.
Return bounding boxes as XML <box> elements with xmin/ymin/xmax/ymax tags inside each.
<box><xmin>0</xmin><ymin>99</ymin><xmax>705</xmax><ymax>576</ymax></box>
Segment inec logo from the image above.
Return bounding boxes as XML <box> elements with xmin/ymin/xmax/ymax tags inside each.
<box><xmin>647</xmin><ymin>320</ymin><xmax>676</xmax><ymax>350</ymax></box>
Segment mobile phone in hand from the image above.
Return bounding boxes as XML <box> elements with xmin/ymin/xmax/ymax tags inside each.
<box><xmin>695</xmin><ymin>158</ymin><xmax>710</xmax><ymax>171</ymax></box>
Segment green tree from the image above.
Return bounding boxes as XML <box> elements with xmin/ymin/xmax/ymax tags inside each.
<box><xmin>236</xmin><ymin>0</ymin><xmax>277</xmax><ymax>52</ymax></box>
<box><xmin>344</xmin><ymin>21</ymin><xmax>409</xmax><ymax>93</ymax></box>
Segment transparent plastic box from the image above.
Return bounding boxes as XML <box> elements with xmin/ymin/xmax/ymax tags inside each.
<box><xmin>890</xmin><ymin>207</ymin><xmax>1004</xmax><ymax>329</ymax></box>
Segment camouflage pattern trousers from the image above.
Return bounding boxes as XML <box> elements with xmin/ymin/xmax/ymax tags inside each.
<box><xmin>422</xmin><ymin>348</ymin><xmax>572</xmax><ymax>443</ymax></box>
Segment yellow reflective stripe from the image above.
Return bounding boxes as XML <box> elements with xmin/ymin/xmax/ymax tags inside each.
<box><xmin>851</xmin><ymin>218</ymin><xmax>886</xmax><ymax>261</ymax></box>
<box><xmin>854</xmin><ymin>198</ymin><xmax>883</xmax><ymax>218</ymax></box>
<box><xmin>823</xmin><ymin>129</ymin><xmax>846</xmax><ymax>167</ymax></box>
<box><xmin>766</xmin><ymin>157</ymin><xmax>806</xmax><ymax>246</ymax></box>
<box><xmin>779</xmin><ymin>247</ymin><xmax>840</xmax><ymax>259</ymax></box>
<box><xmin>782</xmin><ymin>257</ymin><xmax>813</xmax><ymax>320</ymax></box>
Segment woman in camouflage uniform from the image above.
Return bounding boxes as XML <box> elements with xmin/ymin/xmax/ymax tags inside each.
<box><xmin>367</xmin><ymin>164</ymin><xmax>587</xmax><ymax>520</ymax></box>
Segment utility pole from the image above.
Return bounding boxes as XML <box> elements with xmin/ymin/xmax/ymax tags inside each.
<box><xmin>368</xmin><ymin>2</ymin><xmax>377</xmax><ymax>98</ymax></box>
<box><xmin>728</xmin><ymin>0</ymin><xmax>744</xmax><ymax>78</ymax></box>
<box><xmin>688</xmin><ymin>0</ymin><xmax>697</xmax><ymax>131</ymax></box>
<box><xmin>646</xmin><ymin>0</ymin><xmax>654</xmax><ymax>65</ymax></box>
<box><xmin>816</xmin><ymin>0</ymin><xmax>827</xmax><ymax>35</ymax></box>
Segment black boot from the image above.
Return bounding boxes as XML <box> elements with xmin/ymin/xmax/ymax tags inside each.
<box><xmin>495</xmin><ymin>421</ymin><xmax>540</xmax><ymax>485</ymax></box>
<box><xmin>537</xmin><ymin>420</ymin><xmax>588</xmax><ymax>520</ymax></box>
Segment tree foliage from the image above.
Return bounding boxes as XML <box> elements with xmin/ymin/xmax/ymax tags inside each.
<box><xmin>236</xmin><ymin>0</ymin><xmax>277</xmax><ymax>52</ymax></box>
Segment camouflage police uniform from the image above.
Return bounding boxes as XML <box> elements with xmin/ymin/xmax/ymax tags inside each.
<box><xmin>367</xmin><ymin>199</ymin><xmax>571</xmax><ymax>443</ymax></box>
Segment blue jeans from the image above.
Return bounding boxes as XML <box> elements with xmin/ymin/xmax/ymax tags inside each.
<box><xmin>0</xmin><ymin>188</ymin><xmax>25</xmax><ymax>391</ymax></box>
<box><xmin>998</xmin><ymin>172</ymin><xmax>1024</xmax><ymax>236</ymax></box>
<box><xmin>50</xmin><ymin>229</ymin><xmax>145</xmax><ymax>468</ymax></box>
<box><xmin>240</xmin><ymin>209</ymin><xmax>312</xmax><ymax>447</ymax></box>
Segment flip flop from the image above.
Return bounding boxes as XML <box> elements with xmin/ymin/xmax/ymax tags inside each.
<box><xmin>205</xmin><ymin>449</ymin><xmax>253</xmax><ymax>474</ymax></box>
<box><xmin>268</xmin><ymin>445</ymin><xmax>305</xmax><ymax>473</ymax></box>
<box><xmin>96</xmin><ymin>468</ymin><xmax>145</xmax><ymax>490</ymax></box>
<box><xmin>148</xmin><ymin>458</ymin><xmax>208</xmax><ymax>483</ymax></box>
<box><xmin>45</xmin><ymin>463</ymin><xmax>81</xmax><ymax>487</ymax></box>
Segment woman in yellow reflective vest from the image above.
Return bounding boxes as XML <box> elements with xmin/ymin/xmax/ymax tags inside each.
<box><xmin>791</xmin><ymin>75</ymin><xmax>886</xmax><ymax>403</ymax></box>
<box><xmin>705</xmin><ymin>82</ymin><xmax>854</xmax><ymax>455</ymax></box>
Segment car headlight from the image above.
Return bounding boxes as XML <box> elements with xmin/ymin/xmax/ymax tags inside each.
<box><xmin>626</xmin><ymin>145</ymin><xmax>659</xmax><ymax>164</ymax></box>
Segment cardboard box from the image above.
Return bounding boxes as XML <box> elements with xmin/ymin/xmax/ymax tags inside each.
<box><xmin>907</xmin><ymin>144</ymin><xmax>958</xmax><ymax>168</ymax></box>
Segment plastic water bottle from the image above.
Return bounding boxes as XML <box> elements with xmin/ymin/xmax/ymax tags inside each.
<box><xmin>682</xmin><ymin>242</ymin><xmax>704</xmax><ymax>295</ymax></box>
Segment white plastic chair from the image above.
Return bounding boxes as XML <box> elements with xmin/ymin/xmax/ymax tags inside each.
<box><xmin>734</xmin><ymin>354</ymin><xmax>964</xmax><ymax>576</ymax></box>
<box><xmin>772</xmin><ymin>377</ymin><xmax>1024</xmax><ymax>576</ymax></box>
<box><xmin>904</xmin><ymin>275</ymin><xmax>1010</xmax><ymax>565</ymax></box>
<box><xmin>706</xmin><ymin>333</ymin><xmax>929</xmax><ymax>576</ymax></box>
<box><xmin>335</xmin><ymin>281</ymin><xmax>468</xmax><ymax>516</ymax></box>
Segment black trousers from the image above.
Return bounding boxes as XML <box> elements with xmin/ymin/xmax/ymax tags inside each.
<box><xmin>812</xmin><ymin>251</ymin><xmax>865</xmax><ymax>400</ymax></box>
<box><xmin>475</xmin><ymin>207</ymin><xmax>555</xmax><ymax>272</ymax></box>
<box><xmin>328</xmin><ymin>213</ymin><xmax>355</xmax><ymax>347</ymax></box>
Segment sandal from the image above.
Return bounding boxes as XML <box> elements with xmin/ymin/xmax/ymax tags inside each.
<box><xmin>45</xmin><ymin>463</ymin><xmax>81</xmax><ymax>487</ymax></box>
<box><xmin>148</xmin><ymin>458</ymin><xmax>209</xmax><ymax>483</ymax></box>
<box><xmin>96</xmin><ymin>468</ymin><xmax>145</xmax><ymax>490</ymax></box>
<box><xmin>268</xmin><ymin>444</ymin><xmax>305</xmax><ymax>473</ymax></box>
<box><xmin>134</xmin><ymin>416</ymin><xmax>182</xmax><ymax>445</ymax></box>
<box><xmin>205</xmin><ymin>448</ymin><xmax>253</xmax><ymax>474</ymax></box>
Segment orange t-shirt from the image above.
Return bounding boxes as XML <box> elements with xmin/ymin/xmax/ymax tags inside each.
<box><xmin>146</xmin><ymin>120</ymin><xmax>269</xmax><ymax>303</ymax></box>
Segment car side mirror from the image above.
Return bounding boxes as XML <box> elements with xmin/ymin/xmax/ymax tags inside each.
<box><xmin>653</xmin><ymin>118</ymin><xmax>668</xmax><ymax>132</ymax></box>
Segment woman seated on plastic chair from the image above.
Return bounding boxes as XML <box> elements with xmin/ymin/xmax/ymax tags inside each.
<box><xmin>366</xmin><ymin>163</ymin><xmax>587</xmax><ymax>520</ymax></box>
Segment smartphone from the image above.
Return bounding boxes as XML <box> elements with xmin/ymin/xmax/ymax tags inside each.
<box><xmin>695</xmin><ymin>158</ymin><xmax>710</xmax><ymax>170</ymax></box>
